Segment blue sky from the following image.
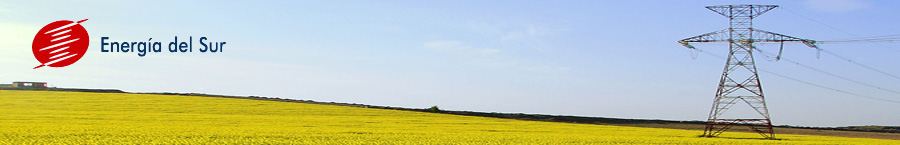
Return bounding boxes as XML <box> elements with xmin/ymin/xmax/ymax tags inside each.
<box><xmin>1</xmin><ymin>0</ymin><xmax>899</xmax><ymax>127</ymax></box>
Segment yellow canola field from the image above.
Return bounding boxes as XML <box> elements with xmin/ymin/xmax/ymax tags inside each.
<box><xmin>0</xmin><ymin>90</ymin><xmax>896</xmax><ymax>144</ymax></box>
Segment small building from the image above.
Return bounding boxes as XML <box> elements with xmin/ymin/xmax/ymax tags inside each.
<box><xmin>12</xmin><ymin>82</ymin><xmax>48</xmax><ymax>88</ymax></box>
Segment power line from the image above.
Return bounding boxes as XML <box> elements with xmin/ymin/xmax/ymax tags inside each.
<box><xmin>819</xmin><ymin>38</ymin><xmax>900</xmax><ymax>43</ymax></box>
<box><xmin>753</xmin><ymin>48</ymin><xmax>900</xmax><ymax>96</ymax></box>
<box><xmin>778</xmin><ymin>7</ymin><xmax>900</xmax><ymax>80</ymax></box>
<box><xmin>777</xmin><ymin>7</ymin><xmax>900</xmax><ymax>86</ymax></box>
<box><xmin>759</xmin><ymin>69</ymin><xmax>900</xmax><ymax>104</ymax></box>
<box><xmin>781</xmin><ymin>7</ymin><xmax>900</xmax><ymax>52</ymax></box>
<box><xmin>819</xmin><ymin>49</ymin><xmax>900</xmax><ymax>80</ymax></box>
<box><xmin>822</xmin><ymin>34</ymin><xmax>900</xmax><ymax>42</ymax></box>
<box><xmin>690</xmin><ymin>48</ymin><xmax>900</xmax><ymax>104</ymax></box>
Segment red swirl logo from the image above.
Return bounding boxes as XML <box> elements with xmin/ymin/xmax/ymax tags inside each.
<box><xmin>32</xmin><ymin>19</ymin><xmax>89</xmax><ymax>69</ymax></box>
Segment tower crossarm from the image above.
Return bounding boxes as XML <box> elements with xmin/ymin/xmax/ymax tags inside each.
<box><xmin>706</xmin><ymin>5</ymin><xmax>778</xmax><ymax>19</ymax></box>
<box><xmin>678</xmin><ymin>28</ymin><xmax>818</xmax><ymax>49</ymax></box>
<box><xmin>678</xmin><ymin>29</ymin><xmax>729</xmax><ymax>49</ymax></box>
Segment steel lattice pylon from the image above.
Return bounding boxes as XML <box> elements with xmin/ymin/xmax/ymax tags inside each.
<box><xmin>678</xmin><ymin>5</ymin><xmax>817</xmax><ymax>139</ymax></box>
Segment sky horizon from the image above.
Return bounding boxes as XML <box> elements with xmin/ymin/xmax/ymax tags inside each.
<box><xmin>1</xmin><ymin>0</ymin><xmax>899</xmax><ymax>127</ymax></box>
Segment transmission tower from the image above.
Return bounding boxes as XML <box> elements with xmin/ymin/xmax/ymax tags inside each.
<box><xmin>678</xmin><ymin>5</ymin><xmax>817</xmax><ymax>139</ymax></box>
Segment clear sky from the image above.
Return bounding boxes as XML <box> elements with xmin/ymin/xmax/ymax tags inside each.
<box><xmin>1</xmin><ymin>0</ymin><xmax>898</xmax><ymax>127</ymax></box>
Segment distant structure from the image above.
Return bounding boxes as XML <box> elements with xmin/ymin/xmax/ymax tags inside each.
<box><xmin>678</xmin><ymin>5</ymin><xmax>817</xmax><ymax>139</ymax></box>
<box><xmin>9</xmin><ymin>82</ymin><xmax>48</xmax><ymax>89</ymax></box>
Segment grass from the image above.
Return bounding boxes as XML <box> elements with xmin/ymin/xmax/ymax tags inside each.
<box><xmin>0</xmin><ymin>90</ymin><xmax>898</xmax><ymax>144</ymax></box>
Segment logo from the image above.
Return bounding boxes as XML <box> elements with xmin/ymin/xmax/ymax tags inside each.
<box><xmin>32</xmin><ymin>19</ymin><xmax>89</xmax><ymax>69</ymax></box>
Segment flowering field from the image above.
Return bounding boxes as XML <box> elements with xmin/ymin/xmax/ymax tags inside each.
<box><xmin>0</xmin><ymin>90</ymin><xmax>896</xmax><ymax>144</ymax></box>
